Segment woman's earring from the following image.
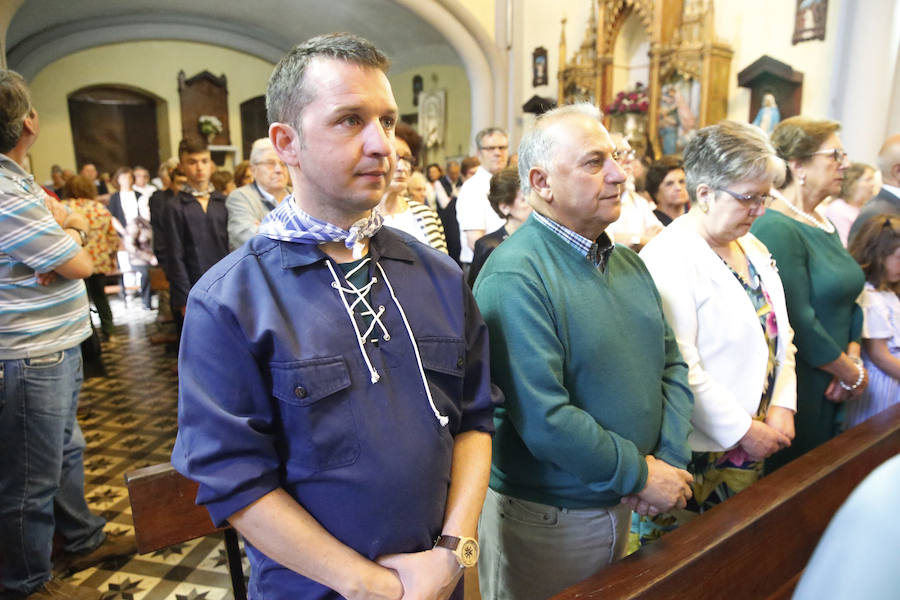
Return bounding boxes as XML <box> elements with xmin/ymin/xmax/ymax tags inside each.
<box><xmin>798</xmin><ymin>174</ymin><xmax>806</xmax><ymax>186</ymax></box>
<box><xmin>699</xmin><ymin>201</ymin><xmax>709</xmax><ymax>213</ymax></box>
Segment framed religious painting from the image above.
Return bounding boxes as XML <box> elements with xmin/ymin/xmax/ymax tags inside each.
<box><xmin>418</xmin><ymin>89</ymin><xmax>445</xmax><ymax>150</ymax></box>
<box><xmin>793</xmin><ymin>0</ymin><xmax>828</xmax><ymax>44</ymax></box>
<box><xmin>532</xmin><ymin>47</ymin><xmax>548</xmax><ymax>87</ymax></box>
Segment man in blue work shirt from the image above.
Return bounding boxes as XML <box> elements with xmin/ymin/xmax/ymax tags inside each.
<box><xmin>171</xmin><ymin>33</ymin><xmax>497</xmax><ymax>599</ymax></box>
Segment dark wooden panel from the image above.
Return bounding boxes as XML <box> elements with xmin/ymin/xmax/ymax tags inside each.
<box><xmin>179</xmin><ymin>70</ymin><xmax>229</xmax><ymax>146</ymax></box>
<box><xmin>68</xmin><ymin>87</ymin><xmax>160</xmax><ymax>175</ymax></box>
<box><xmin>124</xmin><ymin>462</ymin><xmax>224</xmax><ymax>554</ymax></box>
<box><xmin>553</xmin><ymin>403</ymin><xmax>900</xmax><ymax>600</ymax></box>
<box><xmin>240</xmin><ymin>95</ymin><xmax>267</xmax><ymax>160</ymax></box>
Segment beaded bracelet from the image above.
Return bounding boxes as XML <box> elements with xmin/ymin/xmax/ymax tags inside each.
<box><xmin>839</xmin><ymin>356</ymin><xmax>865</xmax><ymax>391</ymax></box>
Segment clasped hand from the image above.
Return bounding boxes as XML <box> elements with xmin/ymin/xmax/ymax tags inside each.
<box><xmin>358</xmin><ymin>547</ymin><xmax>460</xmax><ymax>600</ymax></box>
<box><xmin>621</xmin><ymin>455</ymin><xmax>693</xmax><ymax>517</ymax></box>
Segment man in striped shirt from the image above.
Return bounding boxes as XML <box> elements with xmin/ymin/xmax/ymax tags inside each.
<box><xmin>0</xmin><ymin>70</ymin><xmax>134</xmax><ymax>600</ymax></box>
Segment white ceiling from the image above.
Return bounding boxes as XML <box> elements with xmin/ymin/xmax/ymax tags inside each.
<box><xmin>6</xmin><ymin>0</ymin><xmax>464</xmax><ymax>78</ymax></box>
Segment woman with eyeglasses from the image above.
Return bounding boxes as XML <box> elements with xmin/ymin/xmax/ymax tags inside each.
<box><xmin>378</xmin><ymin>123</ymin><xmax>448</xmax><ymax>253</ymax></box>
<box><xmin>637</xmin><ymin>122</ymin><xmax>797</xmax><ymax>537</ymax></box>
<box><xmin>750</xmin><ymin>116</ymin><xmax>867</xmax><ymax>472</ymax></box>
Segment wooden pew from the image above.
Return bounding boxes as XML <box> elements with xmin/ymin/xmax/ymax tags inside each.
<box><xmin>553</xmin><ymin>402</ymin><xmax>900</xmax><ymax>600</ymax></box>
<box><xmin>124</xmin><ymin>463</ymin><xmax>247</xmax><ymax>600</ymax></box>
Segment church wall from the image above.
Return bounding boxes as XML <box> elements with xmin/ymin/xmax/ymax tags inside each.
<box><xmin>28</xmin><ymin>40</ymin><xmax>274</xmax><ymax>182</ymax></box>
<box><xmin>511</xmin><ymin>0</ymin><xmax>595</xmax><ymax>145</ymax></box>
<box><xmin>510</xmin><ymin>0</ymin><xmax>898</xmax><ymax>159</ymax></box>
<box><xmin>27</xmin><ymin>37</ymin><xmax>472</xmax><ymax>184</ymax></box>
<box><xmin>455</xmin><ymin>0</ymin><xmax>495</xmax><ymax>43</ymax></box>
<box><xmin>389</xmin><ymin>64</ymin><xmax>473</xmax><ymax>166</ymax></box>
<box><xmin>717</xmin><ymin>0</ymin><xmax>843</xmax><ymax>126</ymax></box>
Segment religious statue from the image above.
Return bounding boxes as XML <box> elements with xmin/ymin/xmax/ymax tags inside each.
<box><xmin>752</xmin><ymin>93</ymin><xmax>781</xmax><ymax>136</ymax></box>
<box><xmin>659</xmin><ymin>82</ymin><xmax>697</xmax><ymax>155</ymax></box>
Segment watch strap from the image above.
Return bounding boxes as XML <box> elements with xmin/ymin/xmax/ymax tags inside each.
<box><xmin>434</xmin><ymin>535</ymin><xmax>461</xmax><ymax>551</ymax></box>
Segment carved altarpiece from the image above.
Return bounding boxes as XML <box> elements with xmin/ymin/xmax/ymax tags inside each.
<box><xmin>558</xmin><ymin>0</ymin><xmax>733</xmax><ymax>158</ymax></box>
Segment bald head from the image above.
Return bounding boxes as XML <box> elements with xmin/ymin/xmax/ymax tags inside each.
<box><xmin>877</xmin><ymin>134</ymin><xmax>900</xmax><ymax>186</ymax></box>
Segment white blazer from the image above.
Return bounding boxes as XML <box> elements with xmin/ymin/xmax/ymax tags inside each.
<box><xmin>640</xmin><ymin>215</ymin><xmax>797</xmax><ymax>452</ymax></box>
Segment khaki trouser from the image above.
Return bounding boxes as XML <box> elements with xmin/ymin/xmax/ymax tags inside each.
<box><xmin>477</xmin><ymin>488</ymin><xmax>630</xmax><ymax>600</ymax></box>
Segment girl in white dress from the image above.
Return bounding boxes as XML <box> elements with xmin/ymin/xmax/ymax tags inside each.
<box><xmin>846</xmin><ymin>215</ymin><xmax>900</xmax><ymax>426</ymax></box>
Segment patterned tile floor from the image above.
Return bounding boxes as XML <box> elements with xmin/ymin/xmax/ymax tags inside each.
<box><xmin>66</xmin><ymin>296</ymin><xmax>247</xmax><ymax>600</ymax></box>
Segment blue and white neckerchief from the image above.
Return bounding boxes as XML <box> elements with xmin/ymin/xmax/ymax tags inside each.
<box><xmin>257</xmin><ymin>195</ymin><xmax>383</xmax><ymax>259</ymax></box>
<box><xmin>256</xmin><ymin>195</ymin><xmax>447</xmax><ymax>426</ymax></box>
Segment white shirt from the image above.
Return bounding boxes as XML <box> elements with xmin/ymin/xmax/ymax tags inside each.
<box><xmin>382</xmin><ymin>207</ymin><xmax>429</xmax><ymax>246</ymax></box>
<box><xmin>455</xmin><ymin>167</ymin><xmax>505</xmax><ymax>263</ymax></box>
<box><xmin>882</xmin><ymin>183</ymin><xmax>900</xmax><ymax>200</ymax></box>
<box><xmin>119</xmin><ymin>190</ymin><xmax>140</xmax><ymax>224</ymax></box>
<box><xmin>134</xmin><ymin>183</ymin><xmax>157</xmax><ymax>199</ymax></box>
<box><xmin>606</xmin><ymin>189</ymin><xmax>664</xmax><ymax>245</ymax></box>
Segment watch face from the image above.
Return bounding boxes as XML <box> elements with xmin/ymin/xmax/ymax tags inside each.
<box><xmin>459</xmin><ymin>539</ymin><xmax>479</xmax><ymax>568</ymax></box>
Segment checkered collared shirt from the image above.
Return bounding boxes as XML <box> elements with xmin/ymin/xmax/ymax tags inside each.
<box><xmin>532</xmin><ymin>211</ymin><xmax>615</xmax><ymax>271</ymax></box>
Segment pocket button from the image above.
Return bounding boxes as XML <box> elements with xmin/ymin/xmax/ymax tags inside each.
<box><xmin>294</xmin><ymin>386</ymin><xmax>308</xmax><ymax>399</ymax></box>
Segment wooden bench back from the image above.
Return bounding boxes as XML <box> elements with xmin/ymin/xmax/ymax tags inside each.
<box><xmin>124</xmin><ymin>462</ymin><xmax>225</xmax><ymax>553</ymax></box>
<box><xmin>553</xmin><ymin>403</ymin><xmax>900</xmax><ymax>600</ymax></box>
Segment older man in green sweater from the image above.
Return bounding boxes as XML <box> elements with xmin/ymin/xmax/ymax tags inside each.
<box><xmin>473</xmin><ymin>103</ymin><xmax>695</xmax><ymax>599</ymax></box>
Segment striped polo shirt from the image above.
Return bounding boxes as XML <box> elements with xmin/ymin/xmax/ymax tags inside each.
<box><xmin>0</xmin><ymin>154</ymin><xmax>90</xmax><ymax>359</ymax></box>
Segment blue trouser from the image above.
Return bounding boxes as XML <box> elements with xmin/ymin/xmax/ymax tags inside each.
<box><xmin>0</xmin><ymin>347</ymin><xmax>106</xmax><ymax>595</ymax></box>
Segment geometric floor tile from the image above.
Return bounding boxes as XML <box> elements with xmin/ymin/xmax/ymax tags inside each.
<box><xmin>62</xmin><ymin>296</ymin><xmax>243</xmax><ymax>599</ymax></box>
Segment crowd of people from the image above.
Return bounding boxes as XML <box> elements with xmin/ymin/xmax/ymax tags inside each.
<box><xmin>1</xmin><ymin>30</ymin><xmax>899</xmax><ymax>600</ymax></box>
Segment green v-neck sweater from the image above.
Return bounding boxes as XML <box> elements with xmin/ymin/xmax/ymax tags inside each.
<box><xmin>474</xmin><ymin>216</ymin><xmax>693</xmax><ymax>508</ymax></box>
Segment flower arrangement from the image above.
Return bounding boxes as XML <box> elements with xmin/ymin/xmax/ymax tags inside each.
<box><xmin>606</xmin><ymin>82</ymin><xmax>650</xmax><ymax>115</ymax></box>
<box><xmin>198</xmin><ymin>115</ymin><xmax>223</xmax><ymax>138</ymax></box>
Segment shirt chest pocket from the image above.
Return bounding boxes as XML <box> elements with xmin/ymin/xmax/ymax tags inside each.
<box><xmin>271</xmin><ymin>356</ymin><xmax>360</xmax><ymax>473</ymax></box>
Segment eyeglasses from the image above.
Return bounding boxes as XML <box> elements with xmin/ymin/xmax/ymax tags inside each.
<box><xmin>479</xmin><ymin>145</ymin><xmax>508</xmax><ymax>152</ymax></box>
<box><xmin>254</xmin><ymin>159</ymin><xmax>286</xmax><ymax>169</ymax></box>
<box><xmin>718</xmin><ymin>188</ymin><xmax>774</xmax><ymax>209</ymax></box>
<box><xmin>614</xmin><ymin>149</ymin><xmax>636</xmax><ymax>160</ymax></box>
<box><xmin>806</xmin><ymin>148</ymin><xmax>849</xmax><ymax>163</ymax></box>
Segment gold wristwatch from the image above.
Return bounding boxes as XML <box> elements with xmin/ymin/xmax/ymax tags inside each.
<box><xmin>434</xmin><ymin>535</ymin><xmax>479</xmax><ymax>568</ymax></box>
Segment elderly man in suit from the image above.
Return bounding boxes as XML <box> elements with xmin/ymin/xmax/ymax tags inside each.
<box><xmin>225</xmin><ymin>138</ymin><xmax>290</xmax><ymax>250</ymax></box>
<box><xmin>849</xmin><ymin>134</ymin><xmax>900</xmax><ymax>241</ymax></box>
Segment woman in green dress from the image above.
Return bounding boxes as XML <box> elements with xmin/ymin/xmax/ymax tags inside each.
<box><xmin>751</xmin><ymin>117</ymin><xmax>868</xmax><ymax>471</ymax></box>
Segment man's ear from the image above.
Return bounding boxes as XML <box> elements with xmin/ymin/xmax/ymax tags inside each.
<box><xmin>529</xmin><ymin>167</ymin><xmax>553</xmax><ymax>203</ymax></box>
<box><xmin>22</xmin><ymin>109</ymin><xmax>37</xmax><ymax>136</ymax></box>
<box><xmin>270</xmin><ymin>122</ymin><xmax>300</xmax><ymax>166</ymax></box>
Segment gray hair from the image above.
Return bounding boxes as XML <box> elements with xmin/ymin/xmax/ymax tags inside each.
<box><xmin>266</xmin><ymin>33</ymin><xmax>390</xmax><ymax>133</ymax></box>
<box><xmin>684</xmin><ymin>120</ymin><xmax>785</xmax><ymax>203</ymax></box>
<box><xmin>517</xmin><ymin>102</ymin><xmax>603</xmax><ymax>195</ymax></box>
<box><xmin>0</xmin><ymin>70</ymin><xmax>32</xmax><ymax>153</ymax></box>
<box><xmin>877</xmin><ymin>134</ymin><xmax>900</xmax><ymax>179</ymax></box>
<box><xmin>249</xmin><ymin>137</ymin><xmax>275</xmax><ymax>165</ymax></box>
<box><xmin>475</xmin><ymin>126</ymin><xmax>508</xmax><ymax>149</ymax></box>
<box><xmin>407</xmin><ymin>170</ymin><xmax>428</xmax><ymax>189</ymax></box>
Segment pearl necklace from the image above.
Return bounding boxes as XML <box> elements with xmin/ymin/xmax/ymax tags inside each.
<box><xmin>782</xmin><ymin>198</ymin><xmax>835</xmax><ymax>234</ymax></box>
